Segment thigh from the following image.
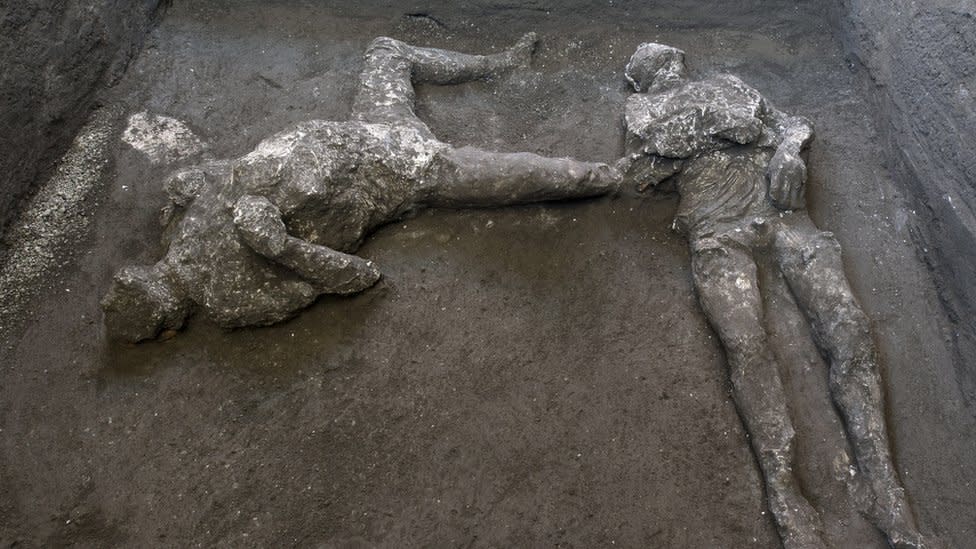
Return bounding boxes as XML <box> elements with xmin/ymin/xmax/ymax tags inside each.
<box><xmin>691</xmin><ymin>238</ymin><xmax>765</xmax><ymax>347</ymax></box>
<box><xmin>351</xmin><ymin>39</ymin><xmax>432</xmax><ymax>135</ymax></box>
<box><xmin>692</xmin><ymin>238</ymin><xmax>796</xmax><ymax>449</ymax></box>
<box><xmin>772</xmin><ymin>224</ymin><xmax>871</xmax><ymax>350</ymax></box>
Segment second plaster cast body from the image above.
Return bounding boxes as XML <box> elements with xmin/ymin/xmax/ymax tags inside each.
<box><xmin>622</xmin><ymin>42</ymin><xmax>925</xmax><ymax>549</ymax></box>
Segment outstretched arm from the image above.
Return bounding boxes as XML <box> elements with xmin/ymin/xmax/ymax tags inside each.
<box><xmin>232</xmin><ymin>195</ymin><xmax>381</xmax><ymax>295</ymax></box>
<box><xmin>762</xmin><ymin>107</ymin><xmax>814</xmax><ymax>211</ymax></box>
<box><xmin>422</xmin><ymin>146</ymin><xmax>619</xmax><ymax>207</ymax></box>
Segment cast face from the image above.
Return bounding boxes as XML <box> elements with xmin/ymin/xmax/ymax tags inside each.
<box><xmin>102</xmin><ymin>265</ymin><xmax>185</xmax><ymax>342</ymax></box>
<box><xmin>625</xmin><ymin>42</ymin><xmax>688</xmax><ymax>92</ymax></box>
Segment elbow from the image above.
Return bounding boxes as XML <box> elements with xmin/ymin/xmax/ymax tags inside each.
<box><xmin>232</xmin><ymin>195</ymin><xmax>290</xmax><ymax>258</ymax></box>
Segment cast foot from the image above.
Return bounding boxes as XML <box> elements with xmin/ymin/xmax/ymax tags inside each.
<box><xmin>886</xmin><ymin>530</ymin><xmax>927</xmax><ymax>549</ymax></box>
<box><xmin>506</xmin><ymin>32</ymin><xmax>538</xmax><ymax>67</ymax></box>
<box><xmin>862</xmin><ymin>479</ymin><xmax>931</xmax><ymax>548</ymax></box>
<box><xmin>874</xmin><ymin>508</ymin><xmax>929</xmax><ymax>549</ymax></box>
<box><xmin>768</xmin><ymin>489</ymin><xmax>828</xmax><ymax>549</ymax></box>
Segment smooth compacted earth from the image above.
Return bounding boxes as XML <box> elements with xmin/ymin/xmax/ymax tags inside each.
<box><xmin>1</xmin><ymin>1</ymin><xmax>975</xmax><ymax>547</ymax></box>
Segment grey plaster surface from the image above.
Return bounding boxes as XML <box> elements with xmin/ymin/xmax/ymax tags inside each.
<box><xmin>1</xmin><ymin>1</ymin><xmax>974</xmax><ymax>547</ymax></box>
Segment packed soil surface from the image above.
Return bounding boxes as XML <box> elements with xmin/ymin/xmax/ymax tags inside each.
<box><xmin>2</xmin><ymin>1</ymin><xmax>974</xmax><ymax>547</ymax></box>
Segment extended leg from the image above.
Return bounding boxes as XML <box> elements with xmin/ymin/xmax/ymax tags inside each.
<box><xmin>403</xmin><ymin>33</ymin><xmax>536</xmax><ymax>84</ymax></box>
<box><xmin>773</xmin><ymin>225</ymin><xmax>924</xmax><ymax>549</ymax></box>
<box><xmin>692</xmin><ymin>239</ymin><xmax>826</xmax><ymax>549</ymax></box>
<box><xmin>352</xmin><ymin>34</ymin><xmax>537</xmax><ymax>130</ymax></box>
<box><xmin>421</xmin><ymin>146</ymin><xmax>619</xmax><ymax>208</ymax></box>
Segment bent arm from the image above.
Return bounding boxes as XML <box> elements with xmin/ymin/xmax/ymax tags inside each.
<box><xmin>620</xmin><ymin>152</ymin><xmax>684</xmax><ymax>193</ymax></box>
<box><xmin>761</xmin><ymin>106</ymin><xmax>814</xmax><ymax>150</ymax></box>
<box><xmin>620</xmin><ymin>132</ymin><xmax>684</xmax><ymax>193</ymax></box>
<box><xmin>232</xmin><ymin>195</ymin><xmax>381</xmax><ymax>295</ymax></box>
<box><xmin>762</xmin><ymin>107</ymin><xmax>815</xmax><ymax>210</ymax></box>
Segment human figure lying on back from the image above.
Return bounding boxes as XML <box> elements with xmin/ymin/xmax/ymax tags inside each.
<box><xmin>102</xmin><ymin>33</ymin><xmax>621</xmax><ymax>342</ymax></box>
<box><xmin>620</xmin><ymin>43</ymin><xmax>927</xmax><ymax>549</ymax></box>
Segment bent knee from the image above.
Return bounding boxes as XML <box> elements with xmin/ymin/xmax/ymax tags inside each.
<box><xmin>366</xmin><ymin>36</ymin><xmax>405</xmax><ymax>56</ymax></box>
<box><xmin>723</xmin><ymin>332</ymin><xmax>773</xmax><ymax>371</ymax></box>
<box><xmin>775</xmin><ymin>228</ymin><xmax>841</xmax><ymax>266</ymax></box>
<box><xmin>818</xmin><ymin>301</ymin><xmax>875</xmax><ymax>359</ymax></box>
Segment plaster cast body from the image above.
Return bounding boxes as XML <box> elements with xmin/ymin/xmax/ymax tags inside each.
<box><xmin>623</xmin><ymin>43</ymin><xmax>926</xmax><ymax>549</ymax></box>
<box><xmin>102</xmin><ymin>34</ymin><xmax>619</xmax><ymax>341</ymax></box>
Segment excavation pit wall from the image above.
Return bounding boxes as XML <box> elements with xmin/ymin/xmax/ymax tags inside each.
<box><xmin>1</xmin><ymin>1</ymin><xmax>974</xmax><ymax>547</ymax></box>
<box><xmin>0</xmin><ymin>0</ymin><xmax>165</xmax><ymax>234</ymax></box>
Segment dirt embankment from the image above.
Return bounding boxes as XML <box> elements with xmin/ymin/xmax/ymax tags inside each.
<box><xmin>832</xmin><ymin>0</ymin><xmax>976</xmax><ymax>406</ymax></box>
<box><xmin>0</xmin><ymin>0</ymin><xmax>165</xmax><ymax>235</ymax></box>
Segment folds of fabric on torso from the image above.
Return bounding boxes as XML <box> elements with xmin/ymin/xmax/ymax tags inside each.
<box><xmin>675</xmin><ymin>148</ymin><xmax>776</xmax><ymax>236</ymax></box>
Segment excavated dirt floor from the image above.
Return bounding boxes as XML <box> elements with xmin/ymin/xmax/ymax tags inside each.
<box><xmin>2</xmin><ymin>1</ymin><xmax>974</xmax><ymax>547</ymax></box>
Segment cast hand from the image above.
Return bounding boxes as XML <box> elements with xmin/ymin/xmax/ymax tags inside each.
<box><xmin>767</xmin><ymin>149</ymin><xmax>806</xmax><ymax>210</ymax></box>
<box><xmin>328</xmin><ymin>256</ymin><xmax>382</xmax><ymax>295</ymax></box>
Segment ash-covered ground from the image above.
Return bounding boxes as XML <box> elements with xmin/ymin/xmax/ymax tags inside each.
<box><xmin>1</xmin><ymin>1</ymin><xmax>974</xmax><ymax>547</ymax></box>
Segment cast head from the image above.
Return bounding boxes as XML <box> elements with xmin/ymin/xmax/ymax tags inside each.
<box><xmin>101</xmin><ymin>265</ymin><xmax>189</xmax><ymax>342</ymax></box>
<box><xmin>164</xmin><ymin>165</ymin><xmax>208</xmax><ymax>207</ymax></box>
<box><xmin>625</xmin><ymin>43</ymin><xmax>688</xmax><ymax>93</ymax></box>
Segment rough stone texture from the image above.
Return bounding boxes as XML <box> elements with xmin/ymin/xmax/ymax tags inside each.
<box><xmin>832</xmin><ymin>0</ymin><xmax>976</xmax><ymax>408</ymax></box>
<box><xmin>0</xmin><ymin>0</ymin><xmax>164</xmax><ymax>235</ymax></box>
